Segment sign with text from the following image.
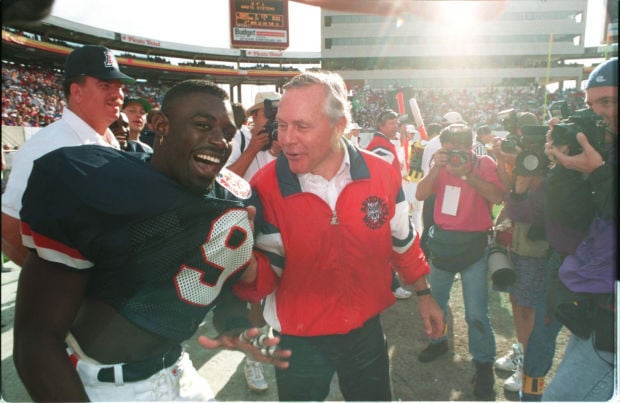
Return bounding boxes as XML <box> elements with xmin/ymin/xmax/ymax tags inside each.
<box><xmin>230</xmin><ymin>0</ymin><xmax>289</xmax><ymax>50</ymax></box>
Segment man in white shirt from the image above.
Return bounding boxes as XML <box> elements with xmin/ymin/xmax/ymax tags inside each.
<box><xmin>1</xmin><ymin>45</ymin><xmax>134</xmax><ymax>267</ymax></box>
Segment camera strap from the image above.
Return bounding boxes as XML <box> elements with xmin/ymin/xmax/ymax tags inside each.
<box><xmin>239</xmin><ymin>132</ymin><xmax>246</xmax><ymax>153</ymax></box>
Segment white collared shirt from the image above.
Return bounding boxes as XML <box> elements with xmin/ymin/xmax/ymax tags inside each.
<box><xmin>2</xmin><ymin>108</ymin><xmax>121</xmax><ymax>218</ymax></box>
<box><xmin>298</xmin><ymin>142</ymin><xmax>352</xmax><ymax>211</ymax></box>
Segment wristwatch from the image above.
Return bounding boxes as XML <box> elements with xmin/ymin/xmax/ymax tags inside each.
<box><xmin>415</xmin><ymin>287</ymin><xmax>432</xmax><ymax>297</ymax></box>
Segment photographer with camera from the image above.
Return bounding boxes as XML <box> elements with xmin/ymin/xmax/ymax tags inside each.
<box><xmin>540</xmin><ymin>57</ymin><xmax>617</xmax><ymax>402</ymax></box>
<box><xmin>504</xmin><ymin>57</ymin><xmax>617</xmax><ymax>402</ymax></box>
<box><xmin>491</xmin><ymin>112</ymin><xmax>551</xmax><ymax>394</ymax></box>
<box><xmin>226</xmin><ymin>91</ymin><xmax>282</xmax><ymax>181</ymax></box>
<box><xmin>416</xmin><ymin>123</ymin><xmax>505</xmax><ymax>400</ymax></box>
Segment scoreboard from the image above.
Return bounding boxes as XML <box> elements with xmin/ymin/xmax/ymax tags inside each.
<box><xmin>230</xmin><ymin>0</ymin><xmax>289</xmax><ymax>50</ymax></box>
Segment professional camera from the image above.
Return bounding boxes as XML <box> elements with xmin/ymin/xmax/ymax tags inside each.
<box><xmin>260</xmin><ymin>98</ymin><xmax>279</xmax><ymax>151</ymax></box>
<box><xmin>500</xmin><ymin>133</ymin><xmax>520</xmax><ymax>153</ymax></box>
<box><xmin>550</xmin><ymin>108</ymin><xmax>606</xmax><ymax>156</ymax></box>
<box><xmin>487</xmin><ymin>244</ymin><xmax>517</xmax><ymax>288</ymax></box>
<box><xmin>446</xmin><ymin>150</ymin><xmax>470</xmax><ymax>167</ymax></box>
<box><xmin>498</xmin><ymin>108</ymin><xmax>518</xmax><ymax>135</ymax></box>
<box><xmin>500</xmin><ymin>125</ymin><xmax>549</xmax><ymax>176</ymax></box>
<box><xmin>514</xmin><ymin>125</ymin><xmax>550</xmax><ymax>176</ymax></box>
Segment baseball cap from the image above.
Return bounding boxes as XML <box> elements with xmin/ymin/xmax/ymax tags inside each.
<box><xmin>586</xmin><ymin>58</ymin><xmax>618</xmax><ymax>89</ymax></box>
<box><xmin>246</xmin><ymin>91</ymin><xmax>281</xmax><ymax>116</ymax></box>
<box><xmin>64</xmin><ymin>45</ymin><xmax>135</xmax><ymax>84</ymax></box>
<box><xmin>517</xmin><ymin>112</ymin><xmax>539</xmax><ymax>128</ymax></box>
<box><xmin>123</xmin><ymin>98</ymin><xmax>152</xmax><ymax>113</ymax></box>
<box><xmin>441</xmin><ymin>111</ymin><xmax>466</xmax><ymax>125</ymax></box>
<box><xmin>406</xmin><ymin>124</ymin><xmax>416</xmax><ymax>133</ymax></box>
<box><xmin>349</xmin><ymin>122</ymin><xmax>362</xmax><ymax>130</ymax></box>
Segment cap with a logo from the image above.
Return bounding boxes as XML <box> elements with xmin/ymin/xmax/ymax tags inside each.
<box><xmin>586</xmin><ymin>57</ymin><xmax>617</xmax><ymax>89</ymax></box>
<box><xmin>123</xmin><ymin>98</ymin><xmax>152</xmax><ymax>113</ymax></box>
<box><xmin>246</xmin><ymin>91</ymin><xmax>281</xmax><ymax>117</ymax></box>
<box><xmin>64</xmin><ymin>45</ymin><xmax>134</xmax><ymax>84</ymax></box>
<box><xmin>441</xmin><ymin>111</ymin><xmax>466</xmax><ymax>126</ymax></box>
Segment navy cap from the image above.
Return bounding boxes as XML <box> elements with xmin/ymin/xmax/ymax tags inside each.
<box><xmin>586</xmin><ymin>58</ymin><xmax>617</xmax><ymax>89</ymax></box>
<box><xmin>64</xmin><ymin>45</ymin><xmax>134</xmax><ymax>84</ymax></box>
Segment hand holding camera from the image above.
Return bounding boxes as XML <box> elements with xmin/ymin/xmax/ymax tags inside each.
<box><xmin>545</xmin><ymin>108</ymin><xmax>607</xmax><ymax>174</ymax></box>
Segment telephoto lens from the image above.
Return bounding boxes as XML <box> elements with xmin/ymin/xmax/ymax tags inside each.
<box><xmin>487</xmin><ymin>244</ymin><xmax>517</xmax><ymax>288</ymax></box>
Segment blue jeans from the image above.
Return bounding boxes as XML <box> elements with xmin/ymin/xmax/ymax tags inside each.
<box><xmin>521</xmin><ymin>251</ymin><xmax>564</xmax><ymax>401</ymax></box>
<box><xmin>428</xmin><ymin>256</ymin><xmax>496</xmax><ymax>364</ymax></box>
<box><xmin>542</xmin><ymin>334</ymin><xmax>615</xmax><ymax>401</ymax></box>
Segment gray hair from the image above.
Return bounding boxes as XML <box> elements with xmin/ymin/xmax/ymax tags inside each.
<box><xmin>283</xmin><ymin>70</ymin><xmax>351</xmax><ymax>126</ymax></box>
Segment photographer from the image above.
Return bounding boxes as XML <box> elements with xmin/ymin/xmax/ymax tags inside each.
<box><xmin>416</xmin><ymin>123</ymin><xmax>505</xmax><ymax>400</ymax></box>
<box><xmin>491</xmin><ymin>113</ymin><xmax>551</xmax><ymax>394</ymax></box>
<box><xmin>226</xmin><ymin>91</ymin><xmax>281</xmax><ymax>181</ymax></box>
<box><xmin>541</xmin><ymin>57</ymin><xmax>616</xmax><ymax>402</ymax></box>
<box><xmin>504</xmin><ymin>58</ymin><xmax>617</xmax><ymax>402</ymax></box>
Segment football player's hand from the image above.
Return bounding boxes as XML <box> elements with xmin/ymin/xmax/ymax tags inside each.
<box><xmin>197</xmin><ymin>328</ymin><xmax>291</xmax><ymax>369</ymax></box>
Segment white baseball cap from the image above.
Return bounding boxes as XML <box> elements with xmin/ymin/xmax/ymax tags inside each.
<box><xmin>246</xmin><ymin>91</ymin><xmax>281</xmax><ymax>117</ymax></box>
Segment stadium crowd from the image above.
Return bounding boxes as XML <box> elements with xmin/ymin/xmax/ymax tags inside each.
<box><xmin>2</xmin><ymin>59</ymin><xmax>587</xmax><ymax>132</ymax></box>
<box><xmin>2</xmin><ymin>60</ymin><xmax>161</xmax><ymax>127</ymax></box>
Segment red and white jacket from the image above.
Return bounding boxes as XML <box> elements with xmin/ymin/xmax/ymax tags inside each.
<box><xmin>234</xmin><ymin>143</ymin><xmax>429</xmax><ymax>336</ymax></box>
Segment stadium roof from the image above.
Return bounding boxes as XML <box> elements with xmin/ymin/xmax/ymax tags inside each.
<box><xmin>4</xmin><ymin>15</ymin><xmax>321</xmax><ymax>64</ymax></box>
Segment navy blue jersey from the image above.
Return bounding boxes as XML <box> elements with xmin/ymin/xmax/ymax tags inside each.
<box><xmin>20</xmin><ymin>145</ymin><xmax>253</xmax><ymax>342</ymax></box>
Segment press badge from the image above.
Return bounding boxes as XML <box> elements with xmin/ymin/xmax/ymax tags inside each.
<box><xmin>441</xmin><ymin>185</ymin><xmax>461</xmax><ymax>216</ymax></box>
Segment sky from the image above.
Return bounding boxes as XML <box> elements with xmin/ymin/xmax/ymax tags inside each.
<box><xmin>47</xmin><ymin>0</ymin><xmax>608</xmax><ymax>102</ymax></box>
<box><xmin>49</xmin><ymin>0</ymin><xmax>322</xmax><ymax>52</ymax></box>
<box><xmin>49</xmin><ymin>0</ymin><xmax>608</xmax><ymax>51</ymax></box>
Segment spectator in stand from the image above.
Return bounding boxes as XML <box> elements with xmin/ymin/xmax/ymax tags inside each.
<box><xmin>1</xmin><ymin>45</ymin><xmax>131</xmax><ymax>267</ymax></box>
<box><xmin>244</xmin><ymin>71</ymin><xmax>444</xmax><ymax>401</ymax></box>
<box><xmin>122</xmin><ymin>97</ymin><xmax>153</xmax><ymax>153</ymax></box>
<box><xmin>366</xmin><ymin>109</ymin><xmax>414</xmax><ymax>300</ymax></box>
<box><xmin>416</xmin><ymin>123</ymin><xmax>505</xmax><ymax>400</ymax></box>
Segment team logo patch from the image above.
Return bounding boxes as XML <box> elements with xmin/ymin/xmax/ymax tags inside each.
<box><xmin>361</xmin><ymin>196</ymin><xmax>389</xmax><ymax>229</ymax></box>
<box><xmin>104</xmin><ymin>50</ymin><xmax>118</xmax><ymax>69</ymax></box>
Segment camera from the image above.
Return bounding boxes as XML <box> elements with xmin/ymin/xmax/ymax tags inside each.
<box><xmin>513</xmin><ymin>125</ymin><xmax>550</xmax><ymax>176</ymax></box>
<box><xmin>550</xmin><ymin>108</ymin><xmax>606</xmax><ymax>156</ymax></box>
<box><xmin>498</xmin><ymin>108</ymin><xmax>518</xmax><ymax>135</ymax></box>
<box><xmin>260</xmin><ymin>98</ymin><xmax>279</xmax><ymax>151</ymax></box>
<box><xmin>500</xmin><ymin>133</ymin><xmax>520</xmax><ymax>153</ymax></box>
<box><xmin>446</xmin><ymin>150</ymin><xmax>470</xmax><ymax>167</ymax></box>
<box><xmin>500</xmin><ymin>126</ymin><xmax>549</xmax><ymax>176</ymax></box>
<box><xmin>487</xmin><ymin>244</ymin><xmax>517</xmax><ymax>288</ymax></box>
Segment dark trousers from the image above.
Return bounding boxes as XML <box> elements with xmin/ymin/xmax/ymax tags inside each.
<box><xmin>274</xmin><ymin>315</ymin><xmax>392</xmax><ymax>401</ymax></box>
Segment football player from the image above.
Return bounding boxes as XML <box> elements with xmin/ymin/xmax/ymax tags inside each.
<box><xmin>13</xmin><ymin>80</ymin><xmax>290</xmax><ymax>402</ymax></box>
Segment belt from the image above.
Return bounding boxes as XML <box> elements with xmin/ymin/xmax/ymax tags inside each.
<box><xmin>96</xmin><ymin>345</ymin><xmax>183</xmax><ymax>383</ymax></box>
